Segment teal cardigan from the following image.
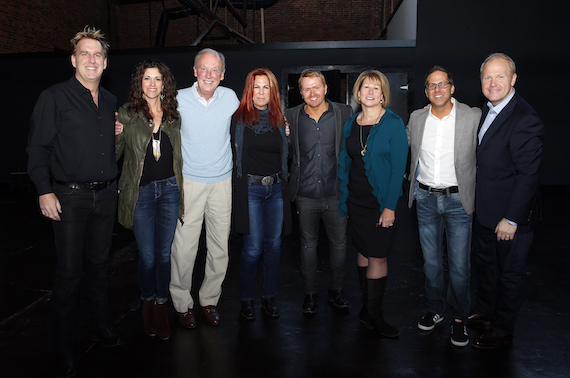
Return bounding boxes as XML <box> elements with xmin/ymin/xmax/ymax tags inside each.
<box><xmin>338</xmin><ymin>108</ymin><xmax>408</xmax><ymax>216</ymax></box>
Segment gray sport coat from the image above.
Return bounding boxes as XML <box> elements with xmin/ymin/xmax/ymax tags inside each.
<box><xmin>406</xmin><ymin>99</ymin><xmax>481</xmax><ymax>214</ymax></box>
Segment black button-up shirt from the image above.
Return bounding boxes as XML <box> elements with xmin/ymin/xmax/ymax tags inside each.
<box><xmin>297</xmin><ymin>103</ymin><xmax>337</xmax><ymax>199</ymax></box>
<box><xmin>27</xmin><ymin>76</ymin><xmax>118</xmax><ymax>195</ymax></box>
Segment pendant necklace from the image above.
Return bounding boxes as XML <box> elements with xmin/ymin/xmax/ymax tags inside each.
<box><xmin>152</xmin><ymin>126</ymin><xmax>162</xmax><ymax>162</ymax></box>
<box><xmin>359</xmin><ymin>110</ymin><xmax>383</xmax><ymax>156</ymax></box>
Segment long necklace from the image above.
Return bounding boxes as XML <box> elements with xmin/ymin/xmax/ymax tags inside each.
<box><xmin>359</xmin><ymin>110</ymin><xmax>383</xmax><ymax>156</ymax></box>
<box><xmin>152</xmin><ymin>127</ymin><xmax>162</xmax><ymax>162</ymax></box>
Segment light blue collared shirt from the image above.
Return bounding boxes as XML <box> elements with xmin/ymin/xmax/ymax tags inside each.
<box><xmin>478</xmin><ymin>88</ymin><xmax>516</xmax><ymax>144</ymax></box>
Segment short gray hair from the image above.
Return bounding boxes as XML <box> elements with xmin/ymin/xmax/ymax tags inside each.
<box><xmin>194</xmin><ymin>48</ymin><xmax>226</xmax><ymax>71</ymax></box>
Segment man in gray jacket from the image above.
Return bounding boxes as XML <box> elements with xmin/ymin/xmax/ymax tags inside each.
<box><xmin>287</xmin><ymin>69</ymin><xmax>353</xmax><ymax>314</ymax></box>
<box><xmin>407</xmin><ymin>66</ymin><xmax>480</xmax><ymax>347</ymax></box>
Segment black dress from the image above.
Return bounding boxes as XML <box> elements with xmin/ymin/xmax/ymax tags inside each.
<box><xmin>346</xmin><ymin>119</ymin><xmax>396</xmax><ymax>258</ymax></box>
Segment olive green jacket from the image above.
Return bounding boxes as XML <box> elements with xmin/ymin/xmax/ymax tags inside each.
<box><xmin>115</xmin><ymin>105</ymin><xmax>184</xmax><ymax>229</ymax></box>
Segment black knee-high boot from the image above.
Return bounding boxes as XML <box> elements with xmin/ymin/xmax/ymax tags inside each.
<box><xmin>357</xmin><ymin>267</ymin><xmax>368</xmax><ymax>324</ymax></box>
<box><xmin>366</xmin><ymin>277</ymin><xmax>399</xmax><ymax>338</ymax></box>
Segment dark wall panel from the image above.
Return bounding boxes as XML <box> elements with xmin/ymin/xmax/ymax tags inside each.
<box><xmin>4</xmin><ymin>0</ymin><xmax>568</xmax><ymax>186</ymax></box>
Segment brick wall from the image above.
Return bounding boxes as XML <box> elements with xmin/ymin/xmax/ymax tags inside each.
<box><xmin>0</xmin><ymin>0</ymin><xmax>391</xmax><ymax>53</ymax></box>
<box><xmin>0</xmin><ymin>0</ymin><xmax>109</xmax><ymax>54</ymax></box>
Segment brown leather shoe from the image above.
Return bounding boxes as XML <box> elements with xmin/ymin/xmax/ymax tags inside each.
<box><xmin>154</xmin><ymin>301</ymin><xmax>171</xmax><ymax>340</ymax></box>
<box><xmin>142</xmin><ymin>300</ymin><xmax>157</xmax><ymax>337</ymax></box>
<box><xmin>177</xmin><ymin>309</ymin><xmax>197</xmax><ymax>329</ymax></box>
<box><xmin>466</xmin><ymin>312</ymin><xmax>491</xmax><ymax>328</ymax></box>
<box><xmin>201</xmin><ymin>305</ymin><xmax>221</xmax><ymax>326</ymax></box>
<box><xmin>473</xmin><ymin>330</ymin><xmax>513</xmax><ymax>349</ymax></box>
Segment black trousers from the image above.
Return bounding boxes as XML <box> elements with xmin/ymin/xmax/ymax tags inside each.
<box><xmin>473</xmin><ymin>220</ymin><xmax>534</xmax><ymax>335</ymax></box>
<box><xmin>51</xmin><ymin>181</ymin><xmax>117</xmax><ymax>355</ymax></box>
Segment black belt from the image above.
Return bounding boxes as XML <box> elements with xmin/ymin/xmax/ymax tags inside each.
<box><xmin>55</xmin><ymin>179</ymin><xmax>116</xmax><ymax>191</ymax></box>
<box><xmin>418</xmin><ymin>182</ymin><xmax>458</xmax><ymax>194</ymax></box>
<box><xmin>247</xmin><ymin>173</ymin><xmax>280</xmax><ymax>186</ymax></box>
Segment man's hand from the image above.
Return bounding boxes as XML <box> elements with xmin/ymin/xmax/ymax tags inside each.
<box><xmin>39</xmin><ymin>193</ymin><xmax>62</xmax><ymax>221</ymax></box>
<box><xmin>284</xmin><ymin>117</ymin><xmax>290</xmax><ymax>137</ymax></box>
<box><xmin>495</xmin><ymin>218</ymin><xmax>517</xmax><ymax>241</ymax></box>
<box><xmin>115</xmin><ymin>116</ymin><xmax>123</xmax><ymax>136</ymax></box>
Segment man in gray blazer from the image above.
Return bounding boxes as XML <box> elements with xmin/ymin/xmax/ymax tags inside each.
<box><xmin>406</xmin><ymin>66</ymin><xmax>481</xmax><ymax>347</ymax></box>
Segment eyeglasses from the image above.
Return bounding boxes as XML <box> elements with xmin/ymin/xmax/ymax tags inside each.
<box><xmin>426</xmin><ymin>81</ymin><xmax>451</xmax><ymax>90</ymax></box>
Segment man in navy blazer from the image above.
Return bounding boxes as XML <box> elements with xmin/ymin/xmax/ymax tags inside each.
<box><xmin>470</xmin><ymin>53</ymin><xmax>544</xmax><ymax>349</ymax></box>
<box><xmin>407</xmin><ymin>66</ymin><xmax>480</xmax><ymax>347</ymax></box>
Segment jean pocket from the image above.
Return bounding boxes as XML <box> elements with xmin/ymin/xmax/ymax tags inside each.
<box><xmin>165</xmin><ymin>176</ymin><xmax>177</xmax><ymax>187</ymax></box>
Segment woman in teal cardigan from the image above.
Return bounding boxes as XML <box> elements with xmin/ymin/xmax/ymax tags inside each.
<box><xmin>338</xmin><ymin>70</ymin><xmax>408</xmax><ymax>338</ymax></box>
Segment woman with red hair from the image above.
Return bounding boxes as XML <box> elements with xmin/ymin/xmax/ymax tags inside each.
<box><xmin>232</xmin><ymin>68</ymin><xmax>291</xmax><ymax>320</ymax></box>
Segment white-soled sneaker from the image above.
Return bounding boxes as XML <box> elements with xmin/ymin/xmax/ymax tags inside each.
<box><xmin>418</xmin><ymin>311</ymin><xmax>444</xmax><ymax>331</ymax></box>
<box><xmin>450</xmin><ymin>319</ymin><xmax>469</xmax><ymax>347</ymax></box>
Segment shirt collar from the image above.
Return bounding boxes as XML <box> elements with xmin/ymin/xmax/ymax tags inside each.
<box><xmin>487</xmin><ymin>88</ymin><xmax>516</xmax><ymax>115</ymax></box>
<box><xmin>69</xmin><ymin>76</ymin><xmax>105</xmax><ymax>99</ymax></box>
<box><xmin>192</xmin><ymin>81</ymin><xmax>217</xmax><ymax>103</ymax></box>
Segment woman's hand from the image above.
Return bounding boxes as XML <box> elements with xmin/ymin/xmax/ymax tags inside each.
<box><xmin>377</xmin><ymin>208</ymin><xmax>395</xmax><ymax>228</ymax></box>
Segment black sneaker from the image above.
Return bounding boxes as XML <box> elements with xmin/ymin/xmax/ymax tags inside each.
<box><xmin>450</xmin><ymin>319</ymin><xmax>469</xmax><ymax>347</ymax></box>
<box><xmin>418</xmin><ymin>311</ymin><xmax>444</xmax><ymax>331</ymax></box>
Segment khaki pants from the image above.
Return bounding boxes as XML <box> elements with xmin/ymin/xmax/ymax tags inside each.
<box><xmin>169</xmin><ymin>176</ymin><xmax>232</xmax><ymax>313</ymax></box>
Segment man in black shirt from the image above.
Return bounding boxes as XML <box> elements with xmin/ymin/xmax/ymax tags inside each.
<box><xmin>287</xmin><ymin>69</ymin><xmax>353</xmax><ymax>314</ymax></box>
<box><xmin>27</xmin><ymin>26</ymin><xmax>121</xmax><ymax>378</ymax></box>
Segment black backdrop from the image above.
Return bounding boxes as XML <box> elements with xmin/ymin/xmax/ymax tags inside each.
<box><xmin>4</xmin><ymin>0</ymin><xmax>569</xmax><ymax>185</ymax></box>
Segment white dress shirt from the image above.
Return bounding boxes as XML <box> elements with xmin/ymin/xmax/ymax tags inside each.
<box><xmin>417</xmin><ymin>98</ymin><xmax>458</xmax><ymax>188</ymax></box>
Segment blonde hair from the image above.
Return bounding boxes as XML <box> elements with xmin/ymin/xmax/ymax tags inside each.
<box><xmin>353</xmin><ymin>70</ymin><xmax>390</xmax><ymax>108</ymax></box>
<box><xmin>70</xmin><ymin>26</ymin><xmax>109</xmax><ymax>57</ymax></box>
<box><xmin>298</xmin><ymin>69</ymin><xmax>326</xmax><ymax>91</ymax></box>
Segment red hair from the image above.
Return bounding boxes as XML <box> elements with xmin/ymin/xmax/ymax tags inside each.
<box><xmin>235</xmin><ymin>68</ymin><xmax>284</xmax><ymax>130</ymax></box>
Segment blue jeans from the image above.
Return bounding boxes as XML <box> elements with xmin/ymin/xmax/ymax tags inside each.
<box><xmin>473</xmin><ymin>220</ymin><xmax>534</xmax><ymax>334</ymax></box>
<box><xmin>239</xmin><ymin>180</ymin><xmax>283</xmax><ymax>301</ymax></box>
<box><xmin>416</xmin><ymin>187</ymin><xmax>472</xmax><ymax>320</ymax></box>
<box><xmin>133</xmin><ymin>176</ymin><xmax>179</xmax><ymax>304</ymax></box>
<box><xmin>296</xmin><ymin>196</ymin><xmax>347</xmax><ymax>294</ymax></box>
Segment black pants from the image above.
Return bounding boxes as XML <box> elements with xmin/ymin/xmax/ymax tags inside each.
<box><xmin>473</xmin><ymin>220</ymin><xmax>534</xmax><ymax>335</ymax></box>
<box><xmin>51</xmin><ymin>181</ymin><xmax>117</xmax><ymax>355</ymax></box>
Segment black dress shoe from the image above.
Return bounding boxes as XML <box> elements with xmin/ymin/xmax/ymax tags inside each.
<box><xmin>90</xmin><ymin>326</ymin><xmax>123</xmax><ymax>348</ymax></box>
<box><xmin>261</xmin><ymin>297</ymin><xmax>280</xmax><ymax>318</ymax></box>
<box><xmin>302</xmin><ymin>293</ymin><xmax>318</xmax><ymax>314</ymax></box>
<box><xmin>466</xmin><ymin>312</ymin><xmax>491</xmax><ymax>328</ymax></box>
<box><xmin>327</xmin><ymin>289</ymin><xmax>350</xmax><ymax>309</ymax></box>
<box><xmin>55</xmin><ymin>351</ymin><xmax>76</xmax><ymax>378</ymax></box>
<box><xmin>473</xmin><ymin>330</ymin><xmax>513</xmax><ymax>349</ymax></box>
<box><xmin>240</xmin><ymin>300</ymin><xmax>255</xmax><ymax>320</ymax></box>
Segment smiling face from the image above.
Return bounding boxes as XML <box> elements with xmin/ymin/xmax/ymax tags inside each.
<box><xmin>252</xmin><ymin>75</ymin><xmax>270</xmax><ymax>110</ymax></box>
<box><xmin>358</xmin><ymin>77</ymin><xmax>384</xmax><ymax>109</ymax></box>
<box><xmin>71</xmin><ymin>38</ymin><xmax>107</xmax><ymax>87</ymax></box>
<box><xmin>481</xmin><ymin>58</ymin><xmax>517</xmax><ymax>106</ymax></box>
<box><xmin>425</xmin><ymin>70</ymin><xmax>455</xmax><ymax>109</ymax></box>
<box><xmin>193</xmin><ymin>52</ymin><xmax>225</xmax><ymax>100</ymax></box>
<box><xmin>142</xmin><ymin>67</ymin><xmax>163</xmax><ymax>101</ymax></box>
<box><xmin>300</xmin><ymin>76</ymin><xmax>328</xmax><ymax>110</ymax></box>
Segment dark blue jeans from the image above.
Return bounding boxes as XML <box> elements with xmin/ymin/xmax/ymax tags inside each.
<box><xmin>133</xmin><ymin>176</ymin><xmax>179</xmax><ymax>304</ymax></box>
<box><xmin>239</xmin><ymin>180</ymin><xmax>283</xmax><ymax>301</ymax></box>
<box><xmin>473</xmin><ymin>220</ymin><xmax>534</xmax><ymax>334</ymax></box>
<box><xmin>416</xmin><ymin>187</ymin><xmax>472</xmax><ymax>320</ymax></box>
<box><xmin>295</xmin><ymin>196</ymin><xmax>347</xmax><ymax>294</ymax></box>
<box><xmin>51</xmin><ymin>181</ymin><xmax>117</xmax><ymax>355</ymax></box>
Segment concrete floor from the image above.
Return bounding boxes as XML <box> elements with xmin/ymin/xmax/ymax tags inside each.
<box><xmin>1</xmin><ymin>185</ymin><xmax>569</xmax><ymax>377</ymax></box>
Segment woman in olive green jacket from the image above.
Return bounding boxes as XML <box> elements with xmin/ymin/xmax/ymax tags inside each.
<box><xmin>115</xmin><ymin>60</ymin><xmax>183</xmax><ymax>341</ymax></box>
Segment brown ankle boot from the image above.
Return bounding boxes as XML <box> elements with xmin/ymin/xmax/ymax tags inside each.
<box><xmin>142</xmin><ymin>300</ymin><xmax>157</xmax><ymax>337</ymax></box>
<box><xmin>154</xmin><ymin>301</ymin><xmax>171</xmax><ymax>340</ymax></box>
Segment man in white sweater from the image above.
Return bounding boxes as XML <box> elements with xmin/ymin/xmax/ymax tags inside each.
<box><xmin>170</xmin><ymin>48</ymin><xmax>239</xmax><ymax>328</ymax></box>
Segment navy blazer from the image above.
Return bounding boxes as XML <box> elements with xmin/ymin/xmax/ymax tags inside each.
<box><xmin>475</xmin><ymin>93</ymin><xmax>544</xmax><ymax>232</ymax></box>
